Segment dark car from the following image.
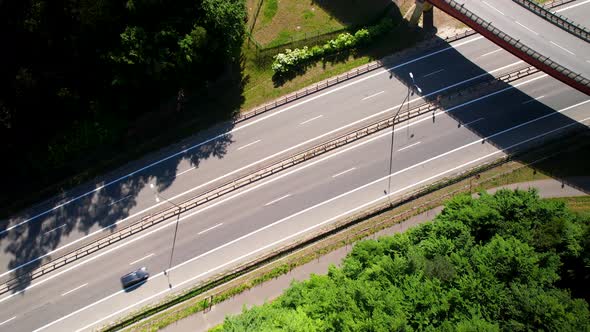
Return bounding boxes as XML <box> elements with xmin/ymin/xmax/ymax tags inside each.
<box><xmin>121</xmin><ymin>267</ymin><xmax>149</xmax><ymax>288</ymax></box>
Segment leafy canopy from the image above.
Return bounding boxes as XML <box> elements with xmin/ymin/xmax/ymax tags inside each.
<box><xmin>221</xmin><ymin>189</ymin><xmax>590</xmax><ymax>331</ymax></box>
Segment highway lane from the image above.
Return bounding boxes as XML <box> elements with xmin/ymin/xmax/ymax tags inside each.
<box><xmin>2</xmin><ymin>72</ymin><xmax>588</xmax><ymax>331</ymax></box>
<box><xmin>454</xmin><ymin>0</ymin><xmax>590</xmax><ymax>78</ymax></box>
<box><xmin>555</xmin><ymin>0</ymin><xmax>590</xmax><ymax>31</ymax></box>
<box><xmin>0</xmin><ymin>34</ymin><xmax>531</xmax><ymax>280</ymax></box>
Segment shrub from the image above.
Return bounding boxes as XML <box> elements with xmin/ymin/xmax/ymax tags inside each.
<box><xmin>272</xmin><ymin>18</ymin><xmax>396</xmax><ymax>75</ymax></box>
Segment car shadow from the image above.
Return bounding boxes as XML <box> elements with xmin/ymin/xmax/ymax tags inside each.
<box><xmin>122</xmin><ymin>280</ymin><xmax>148</xmax><ymax>293</ymax></box>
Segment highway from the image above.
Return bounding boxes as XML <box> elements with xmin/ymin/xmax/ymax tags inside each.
<box><xmin>0</xmin><ymin>29</ymin><xmax>530</xmax><ymax>281</ymax></box>
<box><xmin>0</xmin><ymin>1</ymin><xmax>589</xmax><ymax>330</ymax></box>
<box><xmin>555</xmin><ymin>0</ymin><xmax>590</xmax><ymax>30</ymax></box>
<box><xmin>1</xmin><ymin>47</ymin><xmax>589</xmax><ymax>332</ymax></box>
<box><xmin>453</xmin><ymin>0</ymin><xmax>590</xmax><ymax>78</ymax></box>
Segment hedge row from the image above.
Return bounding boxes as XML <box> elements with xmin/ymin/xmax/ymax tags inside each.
<box><xmin>271</xmin><ymin>18</ymin><xmax>396</xmax><ymax>75</ymax></box>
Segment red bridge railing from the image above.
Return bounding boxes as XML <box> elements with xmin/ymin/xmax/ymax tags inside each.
<box><xmin>428</xmin><ymin>0</ymin><xmax>590</xmax><ymax>95</ymax></box>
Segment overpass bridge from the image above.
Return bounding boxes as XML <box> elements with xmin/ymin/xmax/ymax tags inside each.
<box><xmin>418</xmin><ymin>0</ymin><xmax>590</xmax><ymax>95</ymax></box>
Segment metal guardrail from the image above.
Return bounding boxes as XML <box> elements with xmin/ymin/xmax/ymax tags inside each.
<box><xmin>0</xmin><ymin>28</ymin><xmax>479</xmax><ymax>292</ymax></box>
<box><xmin>235</xmin><ymin>29</ymin><xmax>478</xmax><ymax>124</ymax></box>
<box><xmin>441</xmin><ymin>0</ymin><xmax>590</xmax><ymax>91</ymax></box>
<box><xmin>103</xmin><ymin>126</ymin><xmax>589</xmax><ymax>332</ymax></box>
<box><xmin>541</xmin><ymin>0</ymin><xmax>576</xmax><ymax>9</ymax></box>
<box><xmin>0</xmin><ymin>64</ymin><xmax>540</xmax><ymax>296</ymax></box>
<box><xmin>513</xmin><ymin>0</ymin><xmax>590</xmax><ymax>43</ymax></box>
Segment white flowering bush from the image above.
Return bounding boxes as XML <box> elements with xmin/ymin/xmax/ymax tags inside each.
<box><xmin>271</xmin><ymin>47</ymin><xmax>313</xmax><ymax>74</ymax></box>
<box><xmin>272</xmin><ymin>18</ymin><xmax>395</xmax><ymax>75</ymax></box>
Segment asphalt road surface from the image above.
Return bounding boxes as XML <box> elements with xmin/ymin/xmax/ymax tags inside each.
<box><xmin>1</xmin><ymin>1</ymin><xmax>590</xmax><ymax>330</ymax></box>
<box><xmin>2</xmin><ymin>55</ymin><xmax>589</xmax><ymax>332</ymax></box>
<box><xmin>554</xmin><ymin>0</ymin><xmax>590</xmax><ymax>30</ymax></box>
<box><xmin>454</xmin><ymin>0</ymin><xmax>590</xmax><ymax>78</ymax></box>
<box><xmin>0</xmin><ymin>28</ymin><xmax>533</xmax><ymax>281</ymax></box>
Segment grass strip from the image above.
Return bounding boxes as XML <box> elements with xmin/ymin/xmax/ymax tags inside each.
<box><xmin>548</xmin><ymin>196</ymin><xmax>590</xmax><ymax>217</ymax></box>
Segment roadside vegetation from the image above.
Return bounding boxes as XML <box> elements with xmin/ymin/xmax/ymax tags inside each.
<box><xmin>0</xmin><ymin>0</ymin><xmax>247</xmax><ymax>214</ymax></box>
<box><xmin>270</xmin><ymin>18</ymin><xmax>397</xmax><ymax>75</ymax></box>
<box><xmin>217</xmin><ymin>189</ymin><xmax>590</xmax><ymax>331</ymax></box>
<box><xmin>248</xmin><ymin>0</ymin><xmax>391</xmax><ymax>47</ymax></box>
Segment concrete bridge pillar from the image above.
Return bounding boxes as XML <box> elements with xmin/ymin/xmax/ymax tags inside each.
<box><xmin>408</xmin><ymin>0</ymin><xmax>435</xmax><ymax>31</ymax></box>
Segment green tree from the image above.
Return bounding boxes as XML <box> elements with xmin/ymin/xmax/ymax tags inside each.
<box><xmin>217</xmin><ymin>190</ymin><xmax>590</xmax><ymax>331</ymax></box>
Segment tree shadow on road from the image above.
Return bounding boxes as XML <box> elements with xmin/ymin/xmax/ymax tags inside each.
<box><xmin>0</xmin><ymin>56</ymin><xmax>247</xmax><ymax>294</ymax></box>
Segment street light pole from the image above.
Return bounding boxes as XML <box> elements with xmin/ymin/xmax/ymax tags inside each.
<box><xmin>386</xmin><ymin>90</ymin><xmax>409</xmax><ymax>206</ymax></box>
<box><xmin>167</xmin><ymin>214</ymin><xmax>180</xmax><ymax>280</ymax></box>
<box><xmin>387</xmin><ymin>72</ymin><xmax>422</xmax><ymax>206</ymax></box>
<box><xmin>406</xmin><ymin>72</ymin><xmax>422</xmax><ymax>139</ymax></box>
<box><xmin>149</xmin><ymin>184</ymin><xmax>181</xmax><ymax>281</ymax></box>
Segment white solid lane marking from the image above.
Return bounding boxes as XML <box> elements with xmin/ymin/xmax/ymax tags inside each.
<box><xmin>237</xmin><ymin>140</ymin><xmax>261</xmax><ymax>151</ymax></box>
<box><xmin>0</xmin><ymin>71</ymin><xmax>546</xmax><ymax>307</ymax></box>
<box><xmin>550</xmin><ymin>41</ymin><xmax>576</xmax><ymax>55</ymax></box>
<box><xmin>422</xmin><ymin>69</ymin><xmax>444</xmax><ymax>78</ymax></box>
<box><xmin>0</xmin><ymin>61</ymin><xmax>532</xmax><ymax>296</ymax></box>
<box><xmin>515</xmin><ymin>21</ymin><xmax>539</xmax><ymax>35</ymax></box>
<box><xmin>43</xmin><ymin>224</ymin><xmax>66</xmax><ymax>235</ymax></box>
<box><xmin>3</xmin><ymin>35</ymin><xmax>486</xmax><ymax>237</ymax></box>
<box><xmin>0</xmin><ymin>316</ymin><xmax>16</xmax><ymax>326</ymax></box>
<box><xmin>362</xmin><ymin>91</ymin><xmax>385</xmax><ymax>100</ymax></box>
<box><xmin>483</xmin><ymin>0</ymin><xmax>505</xmax><ymax>15</ymax></box>
<box><xmin>61</xmin><ymin>283</ymin><xmax>88</xmax><ymax>297</ymax></box>
<box><xmin>398</xmin><ymin>141</ymin><xmax>421</xmax><ymax>152</ymax></box>
<box><xmin>108</xmin><ymin>195</ymin><xmax>132</xmax><ymax>206</ymax></box>
<box><xmin>463</xmin><ymin>118</ymin><xmax>485</xmax><ymax>127</ymax></box>
<box><xmin>555</xmin><ymin>0</ymin><xmax>590</xmax><ymax>12</ymax></box>
<box><xmin>30</xmin><ymin>77</ymin><xmax>584</xmax><ymax>332</ymax></box>
<box><xmin>264</xmin><ymin>195</ymin><xmax>291</xmax><ymax>206</ymax></box>
<box><xmin>129</xmin><ymin>253</ymin><xmax>155</xmax><ymax>266</ymax></box>
<box><xmin>0</xmin><ymin>54</ymin><xmax>521</xmax><ymax>281</ymax></box>
<box><xmin>522</xmin><ymin>95</ymin><xmax>546</xmax><ymax>104</ymax></box>
<box><xmin>176</xmin><ymin>167</ymin><xmax>196</xmax><ymax>177</ymax></box>
<box><xmin>481</xmin><ymin>49</ymin><xmax>502</xmax><ymax>57</ymax></box>
<box><xmin>300</xmin><ymin>115</ymin><xmax>324</xmax><ymax>125</ymax></box>
<box><xmin>332</xmin><ymin>167</ymin><xmax>356</xmax><ymax>178</ymax></box>
<box><xmin>48</xmin><ymin>103</ymin><xmax>590</xmax><ymax>332</ymax></box>
<box><xmin>198</xmin><ymin>223</ymin><xmax>224</xmax><ymax>235</ymax></box>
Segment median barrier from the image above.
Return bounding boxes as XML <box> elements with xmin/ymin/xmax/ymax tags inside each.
<box><xmin>101</xmin><ymin>126</ymin><xmax>590</xmax><ymax>332</ymax></box>
<box><xmin>0</xmin><ymin>64</ymin><xmax>541</xmax><ymax>296</ymax></box>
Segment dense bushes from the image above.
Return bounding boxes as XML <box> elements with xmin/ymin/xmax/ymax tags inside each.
<box><xmin>219</xmin><ymin>189</ymin><xmax>590</xmax><ymax>331</ymax></box>
<box><xmin>0</xmin><ymin>0</ymin><xmax>247</xmax><ymax>194</ymax></box>
<box><xmin>271</xmin><ymin>18</ymin><xmax>396</xmax><ymax>75</ymax></box>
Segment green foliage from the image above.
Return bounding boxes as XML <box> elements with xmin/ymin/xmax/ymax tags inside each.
<box><xmin>271</xmin><ymin>18</ymin><xmax>395</xmax><ymax>75</ymax></box>
<box><xmin>1</xmin><ymin>0</ymin><xmax>247</xmax><ymax>180</ymax></box>
<box><xmin>218</xmin><ymin>189</ymin><xmax>590</xmax><ymax>331</ymax></box>
<box><xmin>202</xmin><ymin>0</ymin><xmax>247</xmax><ymax>58</ymax></box>
<box><xmin>262</xmin><ymin>0</ymin><xmax>278</xmax><ymax>24</ymax></box>
<box><xmin>178</xmin><ymin>25</ymin><xmax>208</xmax><ymax>64</ymax></box>
<box><xmin>110</xmin><ymin>26</ymin><xmax>149</xmax><ymax>66</ymax></box>
<box><xmin>302</xmin><ymin>9</ymin><xmax>315</xmax><ymax>20</ymax></box>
